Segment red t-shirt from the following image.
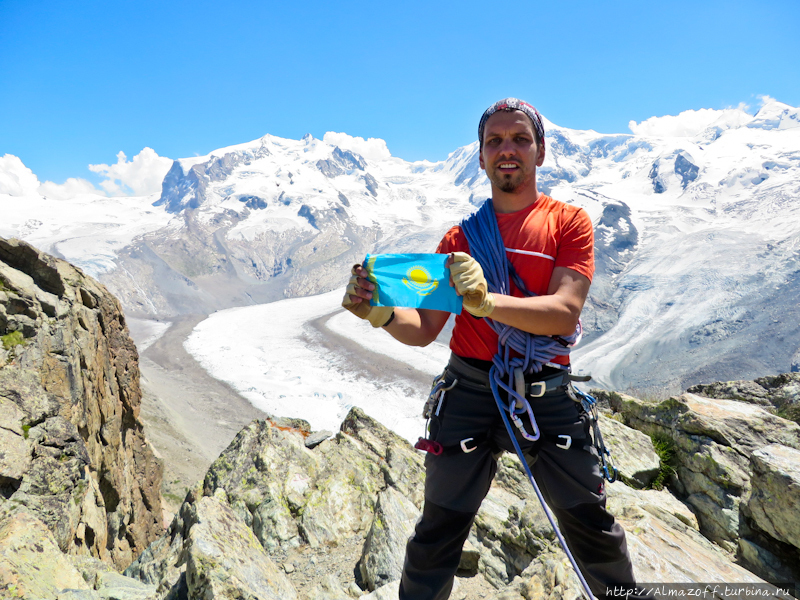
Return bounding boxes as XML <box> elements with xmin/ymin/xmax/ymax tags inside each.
<box><xmin>436</xmin><ymin>194</ymin><xmax>594</xmax><ymax>364</ymax></box>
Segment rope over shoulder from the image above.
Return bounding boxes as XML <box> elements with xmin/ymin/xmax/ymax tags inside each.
<box><xmin>459</xmin><ymin>198</ymin><xmax>597</xmax><ymax>600</ymax></box>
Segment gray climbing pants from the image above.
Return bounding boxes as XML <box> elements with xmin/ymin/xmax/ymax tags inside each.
<box><xmin>399</xmin><ymin>354</ymin><xmax>637</xmax><ymax>600</ymax></box>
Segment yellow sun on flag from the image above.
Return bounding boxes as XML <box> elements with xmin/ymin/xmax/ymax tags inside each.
<box><xmin>403</xmin><ymin>265</ymin><xmax>438</xmax><ymax>296</ymax></box>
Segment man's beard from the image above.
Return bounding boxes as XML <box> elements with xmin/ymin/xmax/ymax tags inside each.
<box><xmin>497</xmin><ymin>177</ymin><xmax>519</xmax><ymax>193</ymax></box>
<box><xmin>490</xmin><ymin>168</ymin><xmax>527</xmax><ymax>193</ymax></box>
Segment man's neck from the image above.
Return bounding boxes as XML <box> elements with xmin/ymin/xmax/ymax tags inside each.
<box><xmin>491</xmin><ymin>186</ymin><xmax>542</xmax><ymax>214</ymax></box>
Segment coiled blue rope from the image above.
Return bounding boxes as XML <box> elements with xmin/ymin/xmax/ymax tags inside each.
<box><xmin>460</xmin><ymin>199</ymin><xmax>582</xmax><ymax>436</ymax></box>
<box><xmin>460</xmin><ymin>198</ymin><xmax>596</xmax><ymax>600</ymax></box>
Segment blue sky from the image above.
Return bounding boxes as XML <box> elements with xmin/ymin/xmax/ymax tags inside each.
<box><xmin>1</xmin><ymin>0</ymin><xmax>798</xmax><ymax>185</ymax></box>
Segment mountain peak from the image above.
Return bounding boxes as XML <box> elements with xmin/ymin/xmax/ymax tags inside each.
<box><xmin>749</xmin><ymin>97</ymin><xmax>800</xmax><ymax>131</ymax></box>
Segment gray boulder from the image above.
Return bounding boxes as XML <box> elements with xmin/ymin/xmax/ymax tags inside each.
<box><xmin>185</xmin><ymin>496</ymin><xmax>298</xmax><ymax>600</ymax></box>
<box><xmin>357</xmin><ymin>487</ymin><xmax>420</xmax><ymax>591</ymax></box>
<box><xmin>689</xmin><ymin>373</ymin><xmax>800</xmax><ymax>423</ymax></box>
<box><xmin>0</xmin><ymin>512</ymin><xmax>90</xmax><ymax>598</ymax></box>
<box><xmin>607</xmin><ymin>390</ymin><xmax>800</xmax><ymax>582</ymax></box>
<box><xmin>598</xmin><ymin>415</ymin><xmax>661</xmax><ymax>488</ymax></box>
<box><xmin>745</xmin><ymin>444</ymin><xmax>800</xmax><ymax>550</ymax></box>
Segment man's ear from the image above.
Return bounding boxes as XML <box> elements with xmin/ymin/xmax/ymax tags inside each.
<box><xmin>479</xmin><ymin>149</ymin><xmax>485</xmax><ymax>170</ymax></box>
<box><xmin>536</xmin><ymin>144</ymin><xmax>545</xmax><ymax>167</ymax></box>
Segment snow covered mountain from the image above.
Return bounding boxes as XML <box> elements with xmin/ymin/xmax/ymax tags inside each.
<box><xmin>2</xmin><ymin>98</ymin><xmax>799</xmax><ymax>394</ymax></box>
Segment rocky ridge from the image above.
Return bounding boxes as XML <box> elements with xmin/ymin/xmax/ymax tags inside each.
<box><xmin>0</xmin><ymin>237</ymin><xmax>163</xmax><ymax>597</ymax></box>
<box><xmin>122</xmin><ymin>396</ymin><xmax>800</xmax><ymax>600</ymax></box>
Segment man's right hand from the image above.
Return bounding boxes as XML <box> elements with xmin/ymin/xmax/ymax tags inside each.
<box><xmin>342</xmin><ymin>264</ymin><xmax>395</xmax><ymax>328</ymax></box>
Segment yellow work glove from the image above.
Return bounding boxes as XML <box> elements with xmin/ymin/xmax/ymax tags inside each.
<box><xmin>450</xmin><ymin>252</ymin><xmax>495</xmax><ymax>318</ymax></box>
<box><xmin>341</xmin><ymin>264</ymin><xmax>395</xmax><ymax>328</ymax></box>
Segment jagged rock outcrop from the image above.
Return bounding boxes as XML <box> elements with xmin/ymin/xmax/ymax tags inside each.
<box><xmin>605</xmin><ymin>389</ymin><xmax>800</xmax><ymax>583</ymax></box>
<box><xmin>688</xmin><ymin>372</ymin><xmax>800</xmax><ymax>424</ymax></box>
<box><xmin>0</xmin><ymin>237</ymin><xmax>164</xmax><ymax>589</ymax></box>
<box><xmin>126</xmin><ymin>403</ymin><xmax>790</xmax><ymax>599</ymax></box>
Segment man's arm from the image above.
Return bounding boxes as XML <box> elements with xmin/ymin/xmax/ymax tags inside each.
<box><xmin>487</xmin><ymin>266</ymin><xmax>590</xmax><ymax>336</ymax></box>
<box><xmin>383</xmin><ymin>307</ymin><xmax>450</xmax><ymax>347</ymax></box>
<box><xmin>448</xmin><ymin>252</ymin><xmax>590</xmax><ymax>337</ymax></box>
<box><xmin>345</xmin><ymin>265</ymin><xmax>450</xmax><ymax>346</ymax></box>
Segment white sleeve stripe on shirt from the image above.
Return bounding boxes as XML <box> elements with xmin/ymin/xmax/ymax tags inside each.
<box><xmin>505</xmin><ymin>247</ymin><xmax>556</xmax><ymax>261</ymax></box>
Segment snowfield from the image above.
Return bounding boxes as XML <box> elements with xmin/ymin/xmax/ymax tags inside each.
<box><xmin>183</xmin><ymin>290</ymin><xmax>450</xmax><ymax>442</ymax></box>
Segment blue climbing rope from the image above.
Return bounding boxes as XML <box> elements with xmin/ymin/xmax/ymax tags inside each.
<box><xmin>460</xmin><ymin>198</ymin><xmax>597</xmax><ymax>600</ymax></box>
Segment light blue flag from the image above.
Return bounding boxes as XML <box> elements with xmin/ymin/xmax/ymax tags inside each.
<box><xmin>365</xmin><ymin>253</ymin><xmax>462</xmax><ymax>314</ymax></box>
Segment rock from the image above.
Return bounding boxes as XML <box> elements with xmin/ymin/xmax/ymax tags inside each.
<box><xmin>357</xmin><ymin>487</ymin><xmax>420</xmax><ymax>591</ymax></box>
<box><xmin>745</xmin><ymin>444</ymin><xmax>800</xmax><ymax>550</ymax></box>
<box><xmin>607</xmin><ymin>390</ymin><xmax>800</xmax><ymax>580</ymax></box>
<box><xmin>603</xmin><ymin>481</ymin><xmax>765</xmax><ymax>584</ymax></box>
<box><xmin>598</xmin><ymin>415</ymin><xmax>660</xmax><ymax>488</ymax></box>
<box><xmin>607</xmin><ymin>392</ymin><xmax>800</xmax><ymax>546</ymax></box>
<box><xmin>185</xmin><ymin>496</ymin><xmax>298</xmax><ymax>600</ymax></box>
<box><xmin>0</xmin><ymin>511</ymin><xmax>90</xmax><ymax>598</ymax></box>
<box><xmin>93</xmin><ymin>571</ymin><xmax>158</xmax><ymax>600</ymax></box>
<box><xmin>471</xmin><ymin>482</ymin><xmax>542</xmax><ymax>587</ymax></box>
<box><xmin>359</xmin><ymin>580</ymin><xmax>400</xmax><ymax>599</ymax></box>
<box><xmin>689</xmin><ymin>373</ymin><xmax>800</xmax><ymax>423</ymax></box>
<box><xmin>0</xmin><ymin>395</ymin><xmax>30</xmax><ymax>488</ymax></box>
<box><xmin>301</xmin><ymin>574</ymin><xmax>351</xmax><ymax>600</ymax></box>
<box><xmin>305</xmin><ymin>429</ymin><xmax>334</xmax><ymax>448</ymax></box>
<box><xmin>518</xmin><ymin>550</ymin><xmax>582</xmax><ymax>600</ymax></box>
<box><xmin>126</xmin><ymin>396</ymin><xmax>792</xmax><ymax>599</ymax></box>
<box><xmin>0</xmin><ymin>237</ymin><xmax>163</xmax><ymax>569</ymax></box>
<box><xmin>340</xmin><ymin>408</ymin><xmax>426</xmax><ymax>508</ymax></box>
<box><xmin>126</xmin><ymin>409</ymin><xmax>425</xmax><ymax>595</ymax></box>
<box><xmin>688</xmin><ymin>380</ymin><xmax>776</xmax><ymax>408</ymax></box>
<box><xmin>201</xmin><ymin>407</ymin><xmax>423</xmax><ymax>552</ymax></box>
<box><xmin>738</xmin><ymin>539</ymin><xmax>794</xmax><ymax>584</ymax></box>
<box><xmin>458</xmin><ymin>539</ymin><xmax>480</xmax><ymax>575</ymax></box>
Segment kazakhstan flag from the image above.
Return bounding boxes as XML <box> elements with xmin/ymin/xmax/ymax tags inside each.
<box><xmin>365</xmin><ymin>253</ymin><xmax>463</xmax><ymax>314</ymax></box>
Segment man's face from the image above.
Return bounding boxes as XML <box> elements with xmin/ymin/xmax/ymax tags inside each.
<box><xmin>479</xmin><ymin>110</ymin><xmax>545</xmax><ymax>194</ymax></box>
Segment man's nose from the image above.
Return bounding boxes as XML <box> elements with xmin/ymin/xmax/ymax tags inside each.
<box><xmin>498</xmin><ymin>138</ymin><xmax>516</xmax><ymax>157</ymax></box>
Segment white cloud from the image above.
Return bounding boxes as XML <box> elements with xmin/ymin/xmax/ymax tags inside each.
<box><xmin>88</xmin><ymin>147</ymin><xmax>173</xmax><ymax>196</ymax></box>
<box><xmin>0</xmin><ymin>154</ymin><xmax>41</xmax><ymax>196</ymax></box>
<box><xmin>38</xmin><ymin>177</ymin><xmax>99</xmax><ymax>200</ymax></box>
<box><xmin>628</xmin><ymin>106</ymin><xmax>751</xmax><ymax>138</ymax></box>
<box><xmin>322</xmin><ymin>132</ymin><xmax>391</xmax><ymax>162</ymax></box>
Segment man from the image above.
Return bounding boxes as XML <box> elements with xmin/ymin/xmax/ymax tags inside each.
<box><xmin>343</xmin><ymin>98</ymin><xmax>638</xmax><ymax>600</ymax></box>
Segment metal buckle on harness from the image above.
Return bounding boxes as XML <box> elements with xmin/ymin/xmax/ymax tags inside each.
<box><xmin>555</xmin><ymin>435</ymin><xmax>572</xmax><ymax>450</ymax></box>
<box><xmin>528</xmin><ymin>381</ymin><xmax>546</xmax><ymax>397</ymax></box>
<box><xmin>460</xmin><ymin>438</ymin><xmax>477</xmax><ymax>453</ymax></box>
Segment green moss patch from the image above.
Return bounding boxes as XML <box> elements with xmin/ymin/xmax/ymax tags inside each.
<box><xmin>1</xmin><ymin>331</ymin><xmax>25</xmax><ymax>351</ymax></box>
<box><xmin>649</xmin><ymin>431</ymin><xmax>679</xmax><ymax>490</ymax></box>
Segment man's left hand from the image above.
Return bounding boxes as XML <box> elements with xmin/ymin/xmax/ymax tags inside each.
<box><xmin>448</xmin><ymin>252</ymin><xmax>495</xmax><ymax>318</ymax></box>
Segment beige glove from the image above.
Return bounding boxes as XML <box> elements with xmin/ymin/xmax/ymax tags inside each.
<box><xmin>450</xmin><ymin>252</ymin><xmax>495</xmax><ymax>318</ymax></box>
<box><xmin>341</xmin><ymin>264</ymin><xmax>395</xmax><ymax>328</ymax></box>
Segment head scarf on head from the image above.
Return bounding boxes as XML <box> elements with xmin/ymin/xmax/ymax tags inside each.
<box><xmin>478</xmin><ymin>98</ymin><xmax>545</xmax><ymax>150</ymax></box>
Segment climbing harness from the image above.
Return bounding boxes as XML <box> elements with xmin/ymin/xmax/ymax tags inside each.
<box><xmin>461</xmin><ymin>198</ymin><xmax>597</xmax><ymax>600</ymax></box>
<box><xmin>415</xmin><ymin>372</ymin><xmax>458</xmax><ymax>455</ymax></box>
